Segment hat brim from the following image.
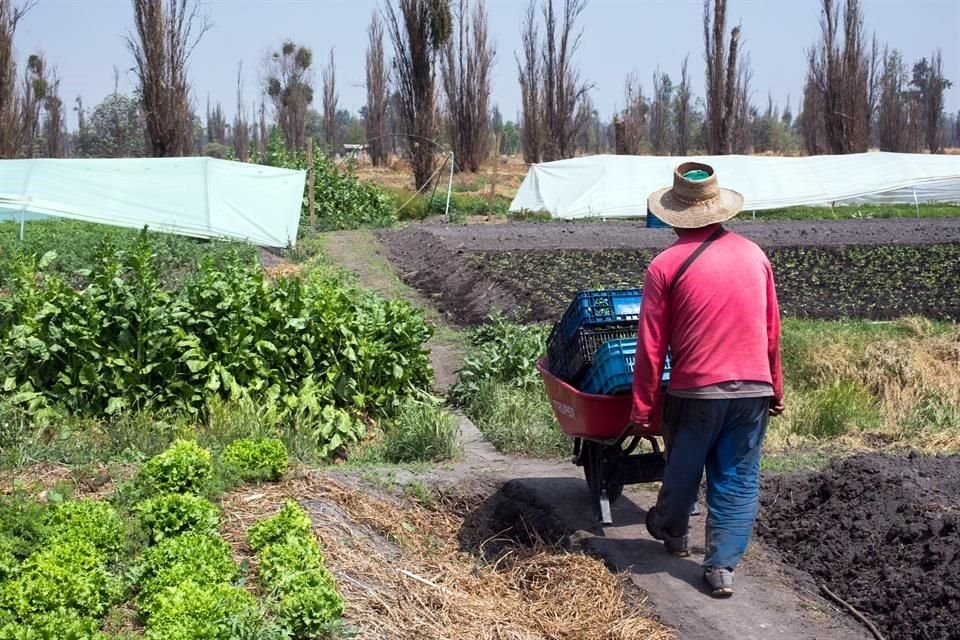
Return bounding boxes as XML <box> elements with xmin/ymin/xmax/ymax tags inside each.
<box><xmin>647</xmin><ymin>186</ymin><xmax>744</xmax><ymax>228</ymax></box>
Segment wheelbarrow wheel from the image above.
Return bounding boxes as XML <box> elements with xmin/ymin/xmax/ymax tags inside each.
<box><xmin>581</xmin><ymin>440</ymin><xmax>624</xmax><ymax>509</ymax></box>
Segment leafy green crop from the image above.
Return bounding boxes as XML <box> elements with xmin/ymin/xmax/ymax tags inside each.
<box><xmin>258</xmin><ymin>131</ymin><xmax>396</xmax><ymax>232</ymax></box>
<box><xmin>136</xmin><ymin>532</ymin><xmax>238</xmax><ymax>618</ymax></box>
<box><xmin>47</xmin><ymin>500</ymin><xmax>125</xmax><ymax>558</ymax></box>
<box><xmin>222</xmin><ymin>437</ymin><xmax>288</xmax><ymax>482</ymax></box>
<box><xmin>254</xmin><ymin>522</ymin><xmax>344</xmax><ymax>637</ymax></box>
<box><xmin>451</xmin><ymin>314</ymin><xmax>551</xmax><ymax>405</ymax></box>
<box><xmin>0</xmin><ymin>607</ymin><xmax>110</xmax><ymax>640</ymax></box>
<box><xmin>143</xmin><ymin>580</ymin><xmax>263</xmax><ymax>640</ymax></box>
<box><xmin>0</xmin><ymin>540</ymin><xmax>118</xmax><ymax>620</ymax></box>
<box><xmin>136</xmin><ymin>494</ymin><xmax>220</xmax><ymax>543</ymax></box>
<box><xmin>0</xmin><ymin>234</ymin><xmax>433</xmax><ymax>430</ymax></box>
<box><xmin>246</xmin><ymin>500</ymin><xmax>312</xmax><ymax>553</ymax></box>
<box><xmin>312</xmin><ymin>406</ymin><xmax>366</xmax><ymax>461</ymax></box>
<box><xmin>0</xmin><ymin>535</ymin><xmax>17</xmax><ymax>582</ymax></box>
<box><xmin>138</xmin><ymin>440</ymin><xmax>213</xmax><ymax>497</ymax></box>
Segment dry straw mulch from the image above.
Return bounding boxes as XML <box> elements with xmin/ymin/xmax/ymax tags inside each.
<box><xmin>219</xmin><ymin>472</ymin><xmax>673</xmax><ymax>640</ymax></box>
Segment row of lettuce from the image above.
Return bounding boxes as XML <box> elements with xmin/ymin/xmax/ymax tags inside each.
<box><xmin>0</xmin><ymin>438</ymin><xmax>343</xmax><ymax>639</ymax></box>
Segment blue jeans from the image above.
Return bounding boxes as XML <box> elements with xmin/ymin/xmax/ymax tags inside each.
<box><xmin>656</xmin><ymin>395</ymin><xmax>769</xmax><ymax>571</ymax></box>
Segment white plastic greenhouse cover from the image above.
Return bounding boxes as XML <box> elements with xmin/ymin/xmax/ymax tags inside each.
<box><xmin>509</xmin><ymin>152</ymin><xmax>960</xmax><ymax>219</ymax></box>
<box><xmin>0</xmin><ymin>157</ymin><xmax>306</xmax><ymax>247</ymax></box>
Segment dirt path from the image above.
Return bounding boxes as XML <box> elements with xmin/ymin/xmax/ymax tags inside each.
<box><xmin>321</xmin><ymin>228</ymin><xmax>871</xmax><ymax>640</ymax></box>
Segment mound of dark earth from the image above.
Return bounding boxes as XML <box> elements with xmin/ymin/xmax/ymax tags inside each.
<box><xmin>759</xmin><ymin>454</ymin><xmax>960</xmax><ymax>640</ymax></box>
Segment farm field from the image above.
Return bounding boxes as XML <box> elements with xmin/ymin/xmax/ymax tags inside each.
<box><xmin>379</xmin><ymin>218</ymin><xmax>960</xmax><ymax>324</ymax></box>
<box><xmin>376</xmin><ymin>216</ymin><xmax>960</xmax><ymax>640</ymax></box>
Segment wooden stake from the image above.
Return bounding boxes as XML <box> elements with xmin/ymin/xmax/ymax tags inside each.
<box><xmin>487</xmin><ymin>133</ymin><xmax>501</xmax><ymax>220</ymax></box>
<box><xmin>307</xmin><ymin>136</ymin><xmax>316</xmax><ymax>234</ymax></box>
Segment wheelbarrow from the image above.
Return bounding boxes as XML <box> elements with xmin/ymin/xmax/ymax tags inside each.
<box><xmin>536</xmin><ymin>358</ymin><xmax>666</xmax><ymax>525</ymax></box>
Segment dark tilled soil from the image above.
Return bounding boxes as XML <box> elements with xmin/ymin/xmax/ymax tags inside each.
<box><xmin>405</xmin><ymin>218</ymin><xmax>960</xmax><ymax>252</ymax></box>
<box><xmin>378</xmin><ymin>220</ymin><xmax>960</xmax><ymax>325</ymax></box>
<box><xmin>758</xmin><ymin>454</ymin><xmax>960</xmax><ymax>640</ymax></box>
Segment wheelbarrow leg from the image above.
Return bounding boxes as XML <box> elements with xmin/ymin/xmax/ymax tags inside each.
<box><xmin>582</xmin><ymin>441</ymin><xmax>615</xmax><ymax>525</ymax></box>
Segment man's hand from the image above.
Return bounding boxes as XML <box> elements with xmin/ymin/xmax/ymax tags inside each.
<box><xmin>769</xmin><ymin>398</ymin><xmax>785</xmax><ymax>417</ymax></box>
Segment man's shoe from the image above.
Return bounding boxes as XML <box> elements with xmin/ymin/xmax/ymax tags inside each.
<box><xmin>703</xmin><ymin>567</ymin><xmax>735</xmax><ymax>598</ymax></box>
<box><xmin>645</xmin><ymin>507</ymin><xmax>690</xmax><ymax>557</ymax></box>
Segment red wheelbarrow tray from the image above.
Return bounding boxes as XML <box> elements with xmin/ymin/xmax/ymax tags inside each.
<box><xmin>536</xmin><ymin>358</ymin><xmax>663</xmax><ymax>442</ymax></box>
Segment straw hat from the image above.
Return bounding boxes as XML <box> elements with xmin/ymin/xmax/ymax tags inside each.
<box><xmin>647</xmin><ymin>162</ymin><xmax>744</xmax><ymax>228</ymax></box>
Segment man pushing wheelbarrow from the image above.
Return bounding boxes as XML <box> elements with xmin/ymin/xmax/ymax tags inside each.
<box><xmin>632</xmin><ymin>162</ymin><xmax>785</xmax><ymax>598</ymax></box>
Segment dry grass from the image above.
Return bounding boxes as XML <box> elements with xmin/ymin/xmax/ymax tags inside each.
<box><xmin>355</xmin><ymin>154</ymin><xmax>530</xmax><ymax>201</ymax></box>
<box><xmin>219</xmin><ymin>472</ymin><xmax>672</xmax><ymax>640</ymax></box>
<box><xmin>0</xmin><ymin>462</ymin><xmax>134</xmax><ymax>500</ymax></box>
<box><xmin>768</xmin><ymin>318</ymin><xmax>960</xmax><ymax>453</ymax></box>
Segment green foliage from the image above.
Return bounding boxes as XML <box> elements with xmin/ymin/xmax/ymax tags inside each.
<box><xmin>0</xmin><ymin>235</ymin><xmax>433</xmax><ymax>433</ymax></box>
<box><xmin>0</xmin><ymin>540</ymin><xmax>117</xmax><ymax>620</ymax></box>
<box><xmin>790</xmin><ymin>379</ymin><xmax>882</xmax><ymax>438</ymax></box>
<box><xmin>313</xmin><ymin>406</ymin><xmax>366</xmax><ymax>461</ymax></box>
<box><xmin>222</xmin><ymin>437</ymin><xmax>289</xmax><ymax>482</ymax></box>
<box><xmin>136</xmin><ymin>494</ymin><xmax>219</xmax><ymax>543</ymax></box>
<box><xmin>381</xmin><ymin>396</ymin><xmax>460</xmax><ymax>463</ymax></box>
<box><xmin>0</xmin><ymin>491</ymin><xmax>52</xmax><ymax>561</ymax></box>
<box><xmin>0</xmin><ymin>608</ymin><xmax>109</xmax><ymax>640</ymax></box>
<box><xmin>246</xmin><ymin>500</ymin><xmax>312</xmax><ymax>553</ymax></box>
<box><xmin>258</xmin><ymin>535</ymin><xmax>343</xmax><ymax>637</ymax></box>
<box><xmin>0</xmin><ymin>535</ymin><xmax>17</xmax><ymax>582</ymax></box>
<box><xmin>143</xmin><ymin>580</ymin><xmax>264</xmax><ymax>640</ymax></box>
<box><xmin>139</xmin><ymin>440</ymin><xmax>213</xmax><ymax>496</ymax></box>
<box><xmin>464</xmin><ymin>380</ymin><xmax>568</xmax><ymax>458</ymax></box>
<box><xmin>259</xmin><ymin>135</ymin><xmax>396</xmax><ymax>232</ymax></box>
<box><xmin>0</xmin><ymin>220</ymin><xmax>256</xmax><ymax>290</ymax></box>
<box><xmin>451</xmin><ymin>315</ymin><xmax>550</xmax><ymax>405</ymax></box>
<box><xmin>47</xmin><ymin>500</ymin><xmax>125</xmax><ymax>558</ymax></box>
<box><xmin>136</xmin><ymin>533</ymin><xmax>238</xmax><ymax>618</ymax></box>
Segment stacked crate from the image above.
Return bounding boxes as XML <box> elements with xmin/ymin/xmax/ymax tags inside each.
<box><xmin>547</xmin><ymin>289</ymin><xmax>671</xmax><ymax>396</ymax></box>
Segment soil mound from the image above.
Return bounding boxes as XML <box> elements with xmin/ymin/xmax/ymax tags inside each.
<box><xmin>759</xmin><ymin>453</ymin><xmax>960</xmax><ymax>640</ymax></box>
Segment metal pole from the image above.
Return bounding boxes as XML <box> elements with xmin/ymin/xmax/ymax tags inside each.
<box><xmin>19</xmin><ymin>209</ymin><xmax>24</xmax><ymax>241</ymax></box>
<box><xmin>306</xmin><ymin>137</ymin><xmax>316</xmax><ymax>234</ymax></box>
<box><xmin>913</xmin><ymin>188</ymin><xmax>920</xmax><ymax>219</ymax></box>
<box><xmin>444</xmin><ymin>151</ymin><xmax>454</xmax><ymax>223</ymax></box>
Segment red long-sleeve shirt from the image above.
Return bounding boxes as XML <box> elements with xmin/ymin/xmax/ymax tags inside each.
<box><xmin>631</xmin><ymin>224</ymin><xmax>784</xmax><ymax>424</ymax></box>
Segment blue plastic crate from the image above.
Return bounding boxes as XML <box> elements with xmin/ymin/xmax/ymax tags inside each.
<box><xmin>581</xmin><ymin>339</ymin><xmax>672</xmax><ymax>395</ymax></box>
<box><xmin>546</xmin><ymin>322</ymin><xmax>638</xmax><ymax>383</ymax></box>
<box><xmin>556</xmin><ymin>289</ymin><xmax>643</xmax><ymax>340</ymax></box>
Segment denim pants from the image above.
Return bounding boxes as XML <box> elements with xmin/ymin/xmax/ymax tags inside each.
<box><xmin>657</xmin><ymin>395</ymin><xmax>770</xmax><ymax>571</ymax></box>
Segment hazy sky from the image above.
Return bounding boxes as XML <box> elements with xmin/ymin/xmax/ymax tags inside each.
<box><xmin>13</xmin><ymin>0</ymin><xmax>960</xmax><ymax>130</ymax></box>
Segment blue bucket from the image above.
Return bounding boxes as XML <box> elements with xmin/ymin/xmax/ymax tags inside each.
<box><xmin>646</xmin><ymin>209</ymin><xmax>671</xmax><ymax>229</ymax></box>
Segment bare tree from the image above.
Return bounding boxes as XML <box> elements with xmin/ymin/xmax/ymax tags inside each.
<box><xmin>233</xmin><ymin>62</ymin><xmax>249</xmax><ymax>161</ymax></box>
<box><xmin>910</xmin><ymin>50</ymin><xmax>952</xmax><ymax>153</ymax></box>
<box><xmin>128</xmin><ymin>0</ymin><xmax>208</xmax><ymax>157</ymax></box>
<box><xmin>321</xmin><ymin>48</ymin><xmax>337</xmax><ymax>151</ymax></box>
<box><xmin>877</xmin><ymin>48</ymin><xmax>908</xmax><ymax>152</ymax></box>
<box><xmin>619</xmin><ymin>71</ymin><xmax>647</xmax><ymax>154</ymax></box>
<box><xmin>674</xmin><ymin>55</ymin><xmax>692</xmax><ymax>155</ymax></box>
<box><xmin>365</xmin><ymin>11</ymin><xmax>390</xmax><ymax>166</ymax></box>
<box><xmin>257</xmin><ymin>100</ymin><xmax>268</xmax><ymax>154</ymax></box>
<box><xmin>539</xmin><ymin>0</ymin><xmax>591</xmax><ymax>161</ymax></box>
<box><xmin>799</xmin><ymin>50</ymin><xmax>826</xmax><ymax>154</ymax></box>
<box><xmin>516</xmin><ymin>0</ymin><xmax>542</xmax><ymax>162</ymax></box>
<box><xmin>442</xmin><ymin>0</ymin><xmax>495</xmax><ymax>172</ymax></box>
<box><xmin>384</xmin><ymin>0</ymin><xmax>452</xmax><ymax>189</ymax></box>
<box><xmin>205</xmin><ymin>96</ymin><xmax>226</xmax><ymax>145</ymax></box>
<box><xmin>703</xmin><ymin>0</ymin><xmax>747</xmax><ymax>154</ymax></box>
<box><xmin>808</xmin><ymin>0</ymin><xmax>874</xmax><ymax>153</ymax></box>
<box><xmin>42</xmin><ymin>69</ymin><xmax>65</xmax><ymax>157</ymax></box>
<box><xmin>0</xmin><ymin>0</ymin><xmax>32</xmax><ymax>158</ymax></box>
<box><xmin>649</xmin><ymin>66</ymin><xmax>672</xmax><ymax>155</ymax></box>
<box><xmin>265</xmin><ymin>41</ymin><xmax>314</xmax><ymax>152</ymax></box>
<box><xmin>731</xmin><ymin>54</ymin><xmax>752</xmax><ymax>153</ymax></box>
<box><xmin>20</xmin><ymin>53</ymin><xmax>47</xmax><ymax>157</ymax></box>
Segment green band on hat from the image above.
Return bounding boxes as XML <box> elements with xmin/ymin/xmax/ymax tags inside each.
<box><xmin>683</xmin><ymin>169</ymin><xmax>711</xmax><ymax>181</ymax></box>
